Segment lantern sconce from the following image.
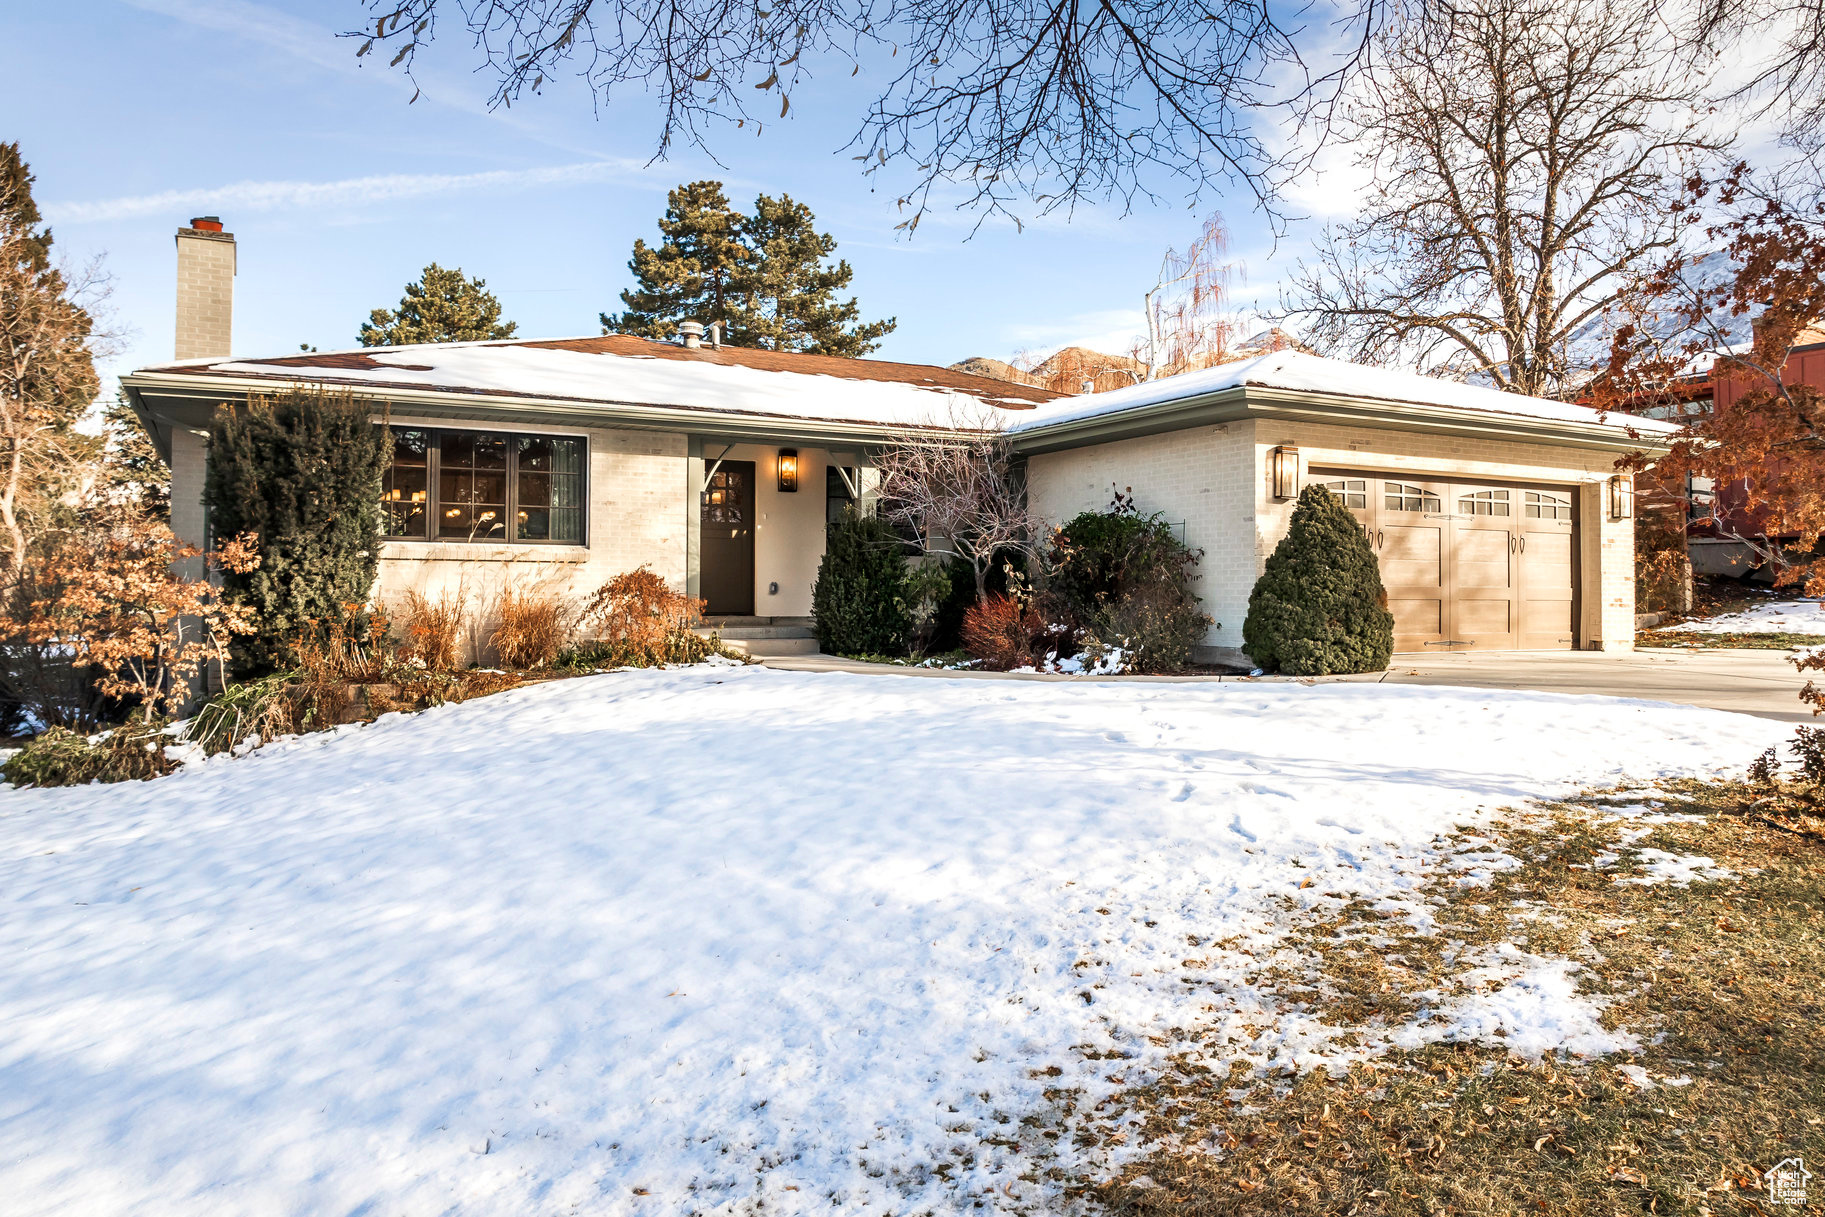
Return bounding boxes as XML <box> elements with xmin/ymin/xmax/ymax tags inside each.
<box><xmin>777</xmin><ymin>447</ymin><xmax>800</xmax><ymax>493</ymax></box>
<box><xmin>1608</xmin><ymin>474</ymin><xmax>1634</xmax><ymax>520</ymax></box>
<box><xmin>1271</xmin><ymin>445</ymin><xmax>1301</xmax><ymax>500</ymax></box>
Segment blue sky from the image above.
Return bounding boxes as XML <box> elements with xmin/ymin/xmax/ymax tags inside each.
<box><xmin>10</xmin><ymin>0</ymin><xmax>1327</xmax><ymax>391</ymax></box>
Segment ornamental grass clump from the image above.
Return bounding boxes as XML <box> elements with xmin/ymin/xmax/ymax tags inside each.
<box><xmin>490</xmin><ymin>585</ymin><xmax>573</xmax><ymax>670</ymax></box>
<box><xmin>1243</xmin><ymin>483</ymin><xmax>1394</xmax><ymax>675</ymax></box>
<box><xmin>3</xmin><ymin>720</ymin><xmax>179</xmax><ymax>788</ymax></box>
<box><xmin>399</xmin><ymin>589</ymin><xmax>467</xmax><ymax>670</ymax></box>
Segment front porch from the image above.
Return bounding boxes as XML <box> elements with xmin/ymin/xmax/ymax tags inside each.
<box><xmin>684</xmin><ymin>437</ymin><xmax>879</xmax><ymax>620</ymax></box>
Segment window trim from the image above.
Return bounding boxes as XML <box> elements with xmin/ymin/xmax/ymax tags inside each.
<box><xmin>381</xmin><ymin>424</ymin><xmax>588</xmax><ymax>547</ymax></box>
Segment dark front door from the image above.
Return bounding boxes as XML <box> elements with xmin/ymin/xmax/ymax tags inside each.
<box><xmin>701</xmin><ymin>461</ymin><xmax>755</xmax><ymax>616</ymax></box>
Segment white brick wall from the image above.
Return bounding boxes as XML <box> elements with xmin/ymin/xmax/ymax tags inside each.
<box><xmin>1026</xmin><ymin>416</ymin><xmax>1639</xmax><ymax>659</ymax></box>
<box><xmin>374</xmin><ymin>420</ymin><xmax>689</xmax><ymax>622</ymax></box>
<box><xmin>174</xmin><ymin>231</ymin><xmax>234</xmax><ymax>361</ymax></box>
<box><xmin>1027</xmin><ymin>422</ymin><xmax>1258</xmax><ymax>651</ymax></box>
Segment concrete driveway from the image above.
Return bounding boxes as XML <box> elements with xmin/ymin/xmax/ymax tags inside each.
<box><xmin>763</xmin><ymin>647</ymin><xmax>1812</xmax><ymax>722</ymax></box>
<box><xmin>1371</xmin><ymin>647</ymin><xmax>1811</xmax><ymax>722</ymax></box>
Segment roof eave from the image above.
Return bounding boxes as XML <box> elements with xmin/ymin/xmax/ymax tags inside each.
<box><xmin>118</xmin><ymin>369</ymin><xmax>989</xmax><ymax>448</ymax></box>
<box><xmin>1010</xmin><ymin>384</ymin><xmax>1679</xmax><ymax>455</ymax></box>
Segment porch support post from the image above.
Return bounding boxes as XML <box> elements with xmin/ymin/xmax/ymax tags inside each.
<box><xmin>686</xmin><ymin>435</ymin><xmax>704</xmax><ymax>601</ymax></box>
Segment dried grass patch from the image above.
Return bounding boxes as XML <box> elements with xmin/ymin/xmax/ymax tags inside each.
<box><xmin>1078</xmin><ymin>788</ymin><xmax>1825</xmax><ymax>1216</ymax></box>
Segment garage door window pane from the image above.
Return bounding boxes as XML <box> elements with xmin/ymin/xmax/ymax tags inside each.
<box><xmin>1319</xmin><ymin>478</ymin><xmax>1367</xmax><ymax>509</ymax></box>
<box><xmin>1384</xmin><ymin>483</ymin><xmax>1441</xmax><ymax>512</ymax></box>
<box><xmin>1459</xmin><ymin>489</ymin><xmax>1511</xmax><ymax>516</ymax></box>
<box><xmin>1525</xmin><ymin>490</ymin><xmax>1572</xmax><ymax>520</ymax></box>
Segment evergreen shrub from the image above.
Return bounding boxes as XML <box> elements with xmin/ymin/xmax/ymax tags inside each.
<box><xmin>1043</xmin><ymin>490</ymin><xmax>1211</xmax><ymax>673</ymax></box>
<box><xmin>203</xmin><ymin>389</ymin><xmax>391</xmax><ymax>676</ymax></box>
<box><xmin>812</xmin><ymin>508</ymin><xmax>912</xmax><ymax>656</ymax></box>
<box><xmin>1243</xmin><ymin>484</ymin><xmax>1394</xmax><ymax>675</ymax></box>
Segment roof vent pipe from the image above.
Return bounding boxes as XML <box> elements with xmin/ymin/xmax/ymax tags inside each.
<box><xmin>679</xmin><ymin>320</ymin><xmax>705</xmax><ymax>349</ymax></box>
<box><xmin>1080</xmin><ymin>377</ymin><xmax>1096</xmax><ymax>394</ymax></box>
<box><xmin>707</xmin><ymin>320</ymin><xmax>723</xmax><ymax>348</ymax></box>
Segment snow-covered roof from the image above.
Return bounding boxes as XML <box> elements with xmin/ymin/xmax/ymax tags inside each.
<box><xmin>130</xmin><ymin>334</ymin><xmax>1678</xmax><ymax>445</ymax></box>
<box><xmin>133</xmin><ymin>334</ymin><xmax>1061</xmax><ymax>431</ymax></box>
<box><xmin>1011</xmin><ymin>348</ymin><xmax>1682</xmax><ymax>437</ymax></box>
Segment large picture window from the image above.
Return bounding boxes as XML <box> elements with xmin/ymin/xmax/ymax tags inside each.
<box><xmin>380</xmin><ymin>426</ymin><xmax>585</xmax><ymax>544</ymax></box>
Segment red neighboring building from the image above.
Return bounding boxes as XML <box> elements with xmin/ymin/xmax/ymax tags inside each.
<box><xmin>1626</xmin><ymin>328</ymin><xmax>1825</xmax><ymax>578</ymax></box>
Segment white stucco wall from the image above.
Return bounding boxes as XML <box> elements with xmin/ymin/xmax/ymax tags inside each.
<box><xmin>1025</xmin><ymin>417</ymin><xmax>1638</xmax><ymax>662</ymax></box>
<box><xmin>706</xmin><ymin>442</ymin><xmax>837</xmax><ymax>617</ymax></box>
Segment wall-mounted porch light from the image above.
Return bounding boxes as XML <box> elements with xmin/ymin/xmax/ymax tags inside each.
<box><xmin>1608</xmin><ymin>473</ymin><xmax>1634</xmax><ymax>520</ymax></box>
<box><xmin>777</xmin><ymin>447</ymin><xmax>800</xmax><ymax>493</ymax></box>
<box><xmin>1271</xmin><ymin>445</ymin><xmax>1301</xmax><ymax>500</ymax></box>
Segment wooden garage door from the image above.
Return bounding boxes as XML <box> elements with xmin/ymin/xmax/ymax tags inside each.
<box><xmin>1309</xmin><ymin>471</ymin><xmax>1578</xmax><ymax>652</ymax></box>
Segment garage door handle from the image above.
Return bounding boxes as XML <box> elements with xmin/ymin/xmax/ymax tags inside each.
<box><xmin>1519</xmin><ymin>535</ymin><xmax>1526</xmax><ymax>553</ymax></box>
<box><xmin>1376</xmin><ymin>529</ymin><xmax>1383</xmax><ymax>548</ymax></box>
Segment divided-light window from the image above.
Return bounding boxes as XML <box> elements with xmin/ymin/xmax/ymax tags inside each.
<box><xmin>381</xmin><ymin>426</ymin><xmax>585</xmax><ymax>544</ymax></box>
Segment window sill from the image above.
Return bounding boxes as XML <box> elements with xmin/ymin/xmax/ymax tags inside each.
<box><xmin>381</xmin><ymin>540</ymin><xmax>591</xmax><ymax>564</ymax></box>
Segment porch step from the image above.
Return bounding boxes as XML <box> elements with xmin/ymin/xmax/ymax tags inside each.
<box><xmin>695</xmin><ymin>619</ymin><xmax>820</xmax><ymax>658</ymax></box>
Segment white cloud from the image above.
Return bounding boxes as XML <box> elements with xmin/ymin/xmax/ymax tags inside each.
<box><xmin>45</xmin><ymin>160</ymin><xmax>657</xmax><ymax>225</ymax></box>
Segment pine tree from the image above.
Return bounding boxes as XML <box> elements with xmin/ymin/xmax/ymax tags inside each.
<box><xmin>360</xmin><ymin>263</ymin><xmax>517</xmax><ymax>346</ymax></box>
<box><xmin>101</xmin><ymin>393</ymin><xmax>170</xmax><ymax>521</ymax></box>
<box><xmin>602</xmin><ymin>181</ymin><xmax>751</xmax><ymax>340</ymax></box>
<box><xmin>737</xmin><ymin>193</ymin><xmax>895</xmax><ymax>356</ymax></box>
<box><xmin>603</xmin><ymin>182</ymin><xmax>895</xmax><ymax>356</ymax></box>
<box><xmin>203</xmin><ymin>389</ymin><xmax>391</xmax><ymax>676</ymax></box>
<box><xmin>1243</xmin><ymin>484</ymin><xmax>1394</xmax><ymax>675</ymax></box>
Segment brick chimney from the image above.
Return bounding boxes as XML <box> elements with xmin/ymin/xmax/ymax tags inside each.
<box><xmin>174</xmin><ymin>216</ymin><xmax>235</xmax><ymax>360</ymax></box>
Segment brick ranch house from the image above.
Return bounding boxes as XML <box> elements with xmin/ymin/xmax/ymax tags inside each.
<box><xmin>124</xmin><ymin>219</ymin><xmax>1677</xmax><ymax>665</ymax></box>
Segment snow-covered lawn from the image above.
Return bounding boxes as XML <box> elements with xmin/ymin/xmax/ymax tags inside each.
<box><xmin>1654</xmin><ymin>598</ymin><xmax>1825</xmax><ymax>635</ymax></box>
<box><xmin>0</xmin><ymin>668</ymin><xmax>1788</xmax><ymax>1216</ymax></box>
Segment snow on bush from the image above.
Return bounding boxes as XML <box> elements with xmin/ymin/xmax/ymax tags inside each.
<box><xmin>0</xmin><ymin>669</ymin><xmax>1787</xmax><ymax>1215</ymax></box>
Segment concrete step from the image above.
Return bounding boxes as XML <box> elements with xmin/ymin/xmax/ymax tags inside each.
<box><xmin>716</xmin><ymin>635</ymin><xmax>821</xmax><ymax>657</ymax></box>
<box><xmin>698</xmin><ymin>624</ymin><xmax>818</xmax><ymax>640</ymax></box>
<box><xmin>701</xmin><ymin>615</ymin><xmax>814</xmax><ymax>629</ymax></box>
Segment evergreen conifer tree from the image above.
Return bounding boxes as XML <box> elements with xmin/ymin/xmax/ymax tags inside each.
<box><xmin>737</xmin><ymin>193</ymin><xmax>895</xmax><ymax>356</ymax></box>
<box><xmin>603</xmin><ymin>182</ymin><xmax>895</xmax><ymax>355</ymax></box>
<box><xmin>811</xmin><ymin>508</ymin><xmax>911</xmax><ymax>655</ymax></box>
<box><xmin>1243</xmin><ymin>484</ymin><xmax>1394</xmax><ymax>675</ymax></box>
<box><xmin>360</xmin><ymin>263</ymin><xmax>517</xmax><ymax>346</ymax></box>
<box><xmin>602</xmin><ymin>181</ymin><xmax>751</xmax><ymax>341</ymax></box>
<box><xmin>203</xmin><ymin>389</ymin><xmax>391</xmax><ymax>675</ymax></box>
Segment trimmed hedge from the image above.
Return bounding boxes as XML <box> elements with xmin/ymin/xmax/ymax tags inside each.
<box><xmin>1243</xmin><ymin>484</ymin><xmax>1394</xmax><ymax>675</ymax></box>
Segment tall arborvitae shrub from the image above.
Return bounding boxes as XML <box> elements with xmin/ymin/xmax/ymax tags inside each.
<box><xmin>811</xmin><ymin>508</ymin><xmax>911</xmax><ymax>656</ymax></box>
<box><xmin>204</xmin><ymin>390</ymin><xmax>390</xmax><ymax>675</ymax></box>
<box><xmin>1243</xmin><ymin>484</ymin><xmax>1394</xmax><ymax>675</ymax></box>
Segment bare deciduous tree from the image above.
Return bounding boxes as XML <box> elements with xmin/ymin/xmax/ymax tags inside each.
<box><xmin>1141</xmin><ymin>214</ymin><xmax>1237</xmax><ymax>381</ymax></box>
<box><xmin>0</xmin><ymin>142</ymin><xmax>105</xmax><ymax>579</ymax></box>
<box><xmin>876</xmin><ymin>423</ymin><xmax>1037</xmax><ymax>603</ymax></box>
<box><xmin>346</xmin><ymin>0</ymin><xmax>1394</xmax><ymax>227</ymax></box>
<box><xmin>1593</xmin><ymin>165</ymin><xmax>1825</xmax><ymax>588</ymax></box>
<box><xmin>1284</xmin><ymin>0</ymin><xmax>1725</xmax><ymax>398</ymax></box>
